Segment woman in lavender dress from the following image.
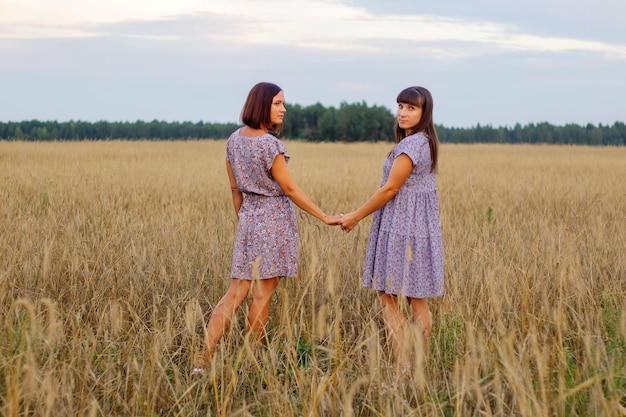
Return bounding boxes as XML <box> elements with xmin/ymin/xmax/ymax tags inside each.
<box><xmin>339</xmin><ymin>86</ymin><xmax>444</xmax><ymax>370</ymax></box>
<box><xmin>195</xmin><ymin>82</ymin><xmax>340</xmax><ymax>371</ymax></box>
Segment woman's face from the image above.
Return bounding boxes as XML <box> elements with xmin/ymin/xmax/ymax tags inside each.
<box><xmin>396</xmin><ymin>101</ymin><xmax>422</xmax><ymax>130</ymax></box>
<box><xmin>270</xmin><ymin>91</ymin><xmax>286</xmax><ymax>126</ymax></box>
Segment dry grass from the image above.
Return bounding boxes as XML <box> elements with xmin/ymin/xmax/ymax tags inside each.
<box><xmin>1</xmin><ymin>140</ymin><xmax>624</xmax><ymax>416</ymax></box>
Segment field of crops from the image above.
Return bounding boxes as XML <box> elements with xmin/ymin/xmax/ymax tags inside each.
<box><xmin>1</xmin><ymin>140</ymin><xmax>624</xmax><ymax>416</ymax></box>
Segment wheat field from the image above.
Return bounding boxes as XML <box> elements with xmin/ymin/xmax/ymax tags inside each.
<box><xmin>1</xmin><ymin>140</ymin><xmax>624</xmax><ymax>416</ymax></box>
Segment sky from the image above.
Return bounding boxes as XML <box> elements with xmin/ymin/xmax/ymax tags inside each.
<box><xmin>1</xmin><ymin>0</ymin><xmax>625</xmax><ymax>128</ymax></box>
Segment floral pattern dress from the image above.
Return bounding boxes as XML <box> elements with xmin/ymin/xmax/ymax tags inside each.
<box><xmin>226</xmin><ymin>129</ymin><xmax>298</xmax><ymax>280</ymax></box>
<box><xmin>362</xmin><ymin>133</ymin><xmax>444</xmax><ymax>298</ymax></box>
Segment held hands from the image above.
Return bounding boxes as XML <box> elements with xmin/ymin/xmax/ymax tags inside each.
<box><xmin>323</xmin><ymin>212</ymin><xmax>360</xmax><ymax>232</ymax></box>
<box><xmin>338</xmin><ymin>212</ymin><xmax>359</xmax><ymax>233</ymax></box>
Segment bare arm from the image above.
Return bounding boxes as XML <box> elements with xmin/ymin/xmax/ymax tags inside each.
<box><xmin>226</xmin><ymin>160</ymin><xmax>243</xmax><ymax>217</ymax></box>
<box><xmin>271</xmin><ymin>154</ymin><xmax>339</xmax><ymax>225</ymax></box>
<box><xmin>340</xmin><ymin>153</ymin><xmax>413</xmax><ymax>233</ymax></box>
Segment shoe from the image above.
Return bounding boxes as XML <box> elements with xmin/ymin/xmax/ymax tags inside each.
<box><xmin>191</xmin><ymin>366</ymin><xmax>206</xmax><ymax>376</ymax></box>
<box><xmin>191</xmin><ymin>354</ymin><xmax>208</xmax><ymax>376</ymax></box>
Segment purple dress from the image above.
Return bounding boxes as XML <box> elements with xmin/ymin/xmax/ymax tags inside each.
<box><xmin>226</xmin><ymin>129</ymin><xmax>298</xmax><ymax>280</ymax></box>
<box><xmin>362</xmin><ymin>133</ymin><xmax>444</xmax><ymax>298</ymax></box>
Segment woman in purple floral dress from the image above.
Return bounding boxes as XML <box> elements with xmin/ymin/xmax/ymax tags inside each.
<box><xmin>339</xmin><ymin>86</ymin><xmax>444</xmax><ymax>370</ymax></box>
<box><xmin>194</xmin><ymin>82</ymin><xmax>340</xmax><ymax>372</ymax></box>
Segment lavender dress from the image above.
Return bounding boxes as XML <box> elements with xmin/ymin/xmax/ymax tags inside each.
<box><xmin>226</xmin><ymin>129</ymin><xmax>298</xmax><ymax>280</ymax></box>
<box><xmin>362</xmin><ymin>133</ymin><xmax>444</xmax><ymax>298</ymax></box>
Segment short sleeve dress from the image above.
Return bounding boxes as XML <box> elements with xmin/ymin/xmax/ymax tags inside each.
<box><xmin>362</xmin><ymin>133</ymin><xmax>444</xmax><ymax>298</ymax></box>
<box><xmin>226</xmin><ymin>128</ymin><xmax>298</xmax><ymax>280</ymax></box>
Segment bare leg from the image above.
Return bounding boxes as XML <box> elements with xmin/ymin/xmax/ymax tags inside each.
<box><xmin>248</xmin><ymin>277</ymin><xmax>280</xmax><ymax>343</ymax></box>
<box><xmin>409</xmin><ymin>297</ymin><xmax>432</xmax><ymax>347</ymax></box>
<box><xmin>202</xmin><ymin>278</ymin><xmax>251</xmax><ymax>362</ymax></box>
<box><xmin>378</xmin><ymin>292</ymin><xmax>410</xmax><ymax>369</ymax></box>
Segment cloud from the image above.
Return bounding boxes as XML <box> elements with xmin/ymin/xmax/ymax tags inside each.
<box><xmin>0</xmin><ymin>0</ymin><xmax>209</xmax><ymax>26</ymax></box>
<box><xmin>2</xmin><ymin>0</ymin><xmax>625</xmax><ymax>60</ymax></box>
<box><xmin>1</xmin><ymin>0</ymin><xmax>624</xmax><ymax>126</ymax></box>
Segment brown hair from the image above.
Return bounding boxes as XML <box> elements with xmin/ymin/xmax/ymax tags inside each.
<box><xmin>395</xmin><ymin>86</ymin><xmax>439</xmax><ymax>172</ymax></box>
<box><xmin>241</xmin><ymin>82</ymin><xmax>283</xmax><ymax>134</ymax></box>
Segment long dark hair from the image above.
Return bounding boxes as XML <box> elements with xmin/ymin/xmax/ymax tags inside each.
<box><xmin>395</xmin><ymin>86</ymin><xmax>439</xmax><ymax>172</ymax></box>
<box><xmin>241</xmin><ymin>82</ymin><xmax>283</xmax><ymax>134</ymax></box>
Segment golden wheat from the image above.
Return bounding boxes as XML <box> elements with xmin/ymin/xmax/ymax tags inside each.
<box><xmin>1</xmin><ymin>140</ymin><xmax>624</xmax><ymax>416</ymax></box>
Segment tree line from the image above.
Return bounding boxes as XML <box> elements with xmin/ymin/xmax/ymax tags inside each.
<box><xmin>1</xmin><ymin>102</ymin><xmax>624</xmax><ymax>145</ymax></box>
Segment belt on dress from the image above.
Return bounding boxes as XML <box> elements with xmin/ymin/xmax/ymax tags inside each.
<box><xmin>244</xmin><ymin>192</ymin><xmax>285</xmax><ymax>198</ymax></box>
